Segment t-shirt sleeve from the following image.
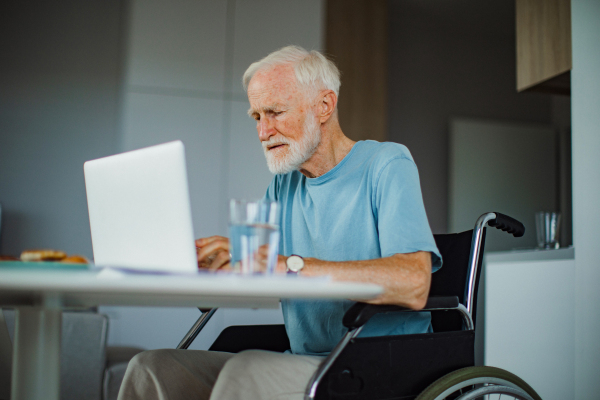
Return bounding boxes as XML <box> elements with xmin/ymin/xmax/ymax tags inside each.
<box><xmin>375</xmin><ymin>156</ymin><xmax>442</xmax><ymax>272</ymax></box>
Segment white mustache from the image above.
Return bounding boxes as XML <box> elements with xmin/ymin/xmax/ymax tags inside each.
<box><xmin>262</xmin><ymin>138</ymin><xmax>292</xmax><ymax>150</ymax></box>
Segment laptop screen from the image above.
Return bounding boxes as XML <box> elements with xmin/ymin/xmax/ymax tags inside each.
<box><xmin>84</xmin><ymin>141</ymin><xmax>197</xmax><ymax>273</ymax></box>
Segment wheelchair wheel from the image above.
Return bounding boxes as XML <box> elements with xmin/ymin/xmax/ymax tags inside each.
<box><xmin>415</xmin><ymin>366</ymin><xmax>542</xmax><ymax>400</ymax></box>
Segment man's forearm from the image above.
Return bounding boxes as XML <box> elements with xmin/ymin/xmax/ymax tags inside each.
<box><xmin>297</xmin><ymin>252</ymin><xmax>432</xmax><ymax>309</ymax></box>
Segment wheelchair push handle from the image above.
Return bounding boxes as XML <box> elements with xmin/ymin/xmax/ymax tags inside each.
<box><xmin>488</xmin><ymin>212</ymin><xmax>525</xmax><ymax>237</ymax></box>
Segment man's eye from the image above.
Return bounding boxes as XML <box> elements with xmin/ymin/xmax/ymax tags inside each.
<box><xmin>274</xmin><ymin>111</ymin><xmax>283</xmax><ymax>116</ymax></box>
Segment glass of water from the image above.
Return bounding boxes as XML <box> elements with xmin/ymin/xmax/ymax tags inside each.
<box><xmin>229</xmin><ymin>199</ymin><xmax>280</xmax><ymax>274</ymax></box>
<box><xmin>535</xmin><ymin>211</ymin><xmax>561</xmax><ymax>249</ymax></box>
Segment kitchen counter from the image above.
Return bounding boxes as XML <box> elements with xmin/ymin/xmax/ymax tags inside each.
<box><xmin>483</xmin><ymin>245</ymin><xmax>575</xmax><ymax>400</ymax></box>
<box><xmin>485</xmin><ymin>246</ymin><xmax>574</xmax><ymax>263</ymax></box>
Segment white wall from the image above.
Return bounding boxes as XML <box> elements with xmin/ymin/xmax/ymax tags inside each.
<box><xmin>101</xmin><ymin>0</ymin><xmax>324</xmax><ymax>350</ymax></box>
<box><xmin>571</xmin><ymin>0</ymin><xmax>600</xmax><ymax>397</ymax></box>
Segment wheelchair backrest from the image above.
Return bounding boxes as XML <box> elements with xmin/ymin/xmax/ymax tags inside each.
<box><xmin>431</xmin><ymin>229</ymin><xmax>486</xmax><ymax>332</ymax></box>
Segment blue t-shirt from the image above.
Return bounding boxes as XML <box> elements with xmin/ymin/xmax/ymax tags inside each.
<box><xmin>264</xmin><ymin>140</ymin><xmax>442</xmax><ymax>356</ymax></box>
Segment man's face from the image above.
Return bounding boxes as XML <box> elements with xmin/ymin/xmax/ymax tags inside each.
<box><xmin>247</xmin><ymin>65</ymin><xmax>321</xmax><ymax>174</ymax></box>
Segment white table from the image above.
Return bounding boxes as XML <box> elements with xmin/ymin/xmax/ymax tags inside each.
<box><xmin>0</xmin><ymin>267</ymin><xmax>383</xmax><ymax>400</ymax></box>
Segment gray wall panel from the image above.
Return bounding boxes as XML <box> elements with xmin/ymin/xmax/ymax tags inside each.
<box><xmin>120</xmin><ymin>93</ymin><xmax>226</xmax><ymax>237</ymax></box>
<box><xmin>0</xmin><ymin>1</ymin><xmax>123</xmax><ymax>257</ymax></box>
<box><xmin>227</xmin><ymin>100</ymin><xmax>273</xmax><ymax>201</ymax></box>
<box><xmin>125</xmin><ymin>0</ymin><xmax>228</xmax><ymax>93</ymax></box>
<box><xmin>230</xmin><ymin>0</ymin><xmax>324</xmax><ymax>94</ymax></box>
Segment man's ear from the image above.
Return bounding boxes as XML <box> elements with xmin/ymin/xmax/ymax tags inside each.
<box><xmin>317</xmin><ymin>90</ymin><xmax>337</xmax><ymax>123</ymax></box>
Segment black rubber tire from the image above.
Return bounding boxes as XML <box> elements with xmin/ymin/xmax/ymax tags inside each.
<box><xmin>415</xmin><ymin>366</ymin><xmax>542</xmax><ymax>400</ymax></box>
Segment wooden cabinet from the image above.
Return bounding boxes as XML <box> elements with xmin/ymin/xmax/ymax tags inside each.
<box><xmin>516</xmin><ymin>0</ymin><xmax>571</xmax><ymax>94</ymax></box>
<box><xmin>326</xmin><ymin>0</ymin><xmax>388</xmax><ymax>142</ymax></box>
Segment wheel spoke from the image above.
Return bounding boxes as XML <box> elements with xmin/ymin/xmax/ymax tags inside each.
<box><xmin>415</xmin><ymin>366</ymin><xmax>539</xmax><ymax>400</ymax></box>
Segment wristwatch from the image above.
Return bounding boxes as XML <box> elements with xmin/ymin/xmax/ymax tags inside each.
<box><xmin>286</xmin><ymin>254</ymin><xmax>305</xmax><ymax>274</ymax></box>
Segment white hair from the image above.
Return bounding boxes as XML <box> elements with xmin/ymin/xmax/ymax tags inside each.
<box><xmin>242</xmin><ymin>45</ymin><xmax>341</xmax><ymax>96</ymax></box>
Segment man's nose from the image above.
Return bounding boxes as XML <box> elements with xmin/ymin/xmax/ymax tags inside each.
<box><xmin>258</xmin><ymin>118</ymin><xmax>275</xmax><ymax>141</ymax></box>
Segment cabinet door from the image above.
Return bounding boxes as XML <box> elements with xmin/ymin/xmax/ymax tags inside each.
<box><xmin>516</xmin><ymin>0</ymin><xmax>571</xmax><ymax>92</ymax></box>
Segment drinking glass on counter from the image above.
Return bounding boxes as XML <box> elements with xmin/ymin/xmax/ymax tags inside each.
<box><xmin>229</xmin><ymin>199</ymin><xmax>280</xmax><ymax>274</ymax></box>
<box><xmin>535</xmin><ymin>211</ymin><xmax>561</xmax><ymax>249</ymax></box>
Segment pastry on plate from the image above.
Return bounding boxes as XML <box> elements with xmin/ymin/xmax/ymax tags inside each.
<box><xmin>20</xmin><ymin>249</ymin><xmax>67</xmax><ymax>262</ymax></box>
<box><xmin>60</xmin><ymin>255</ymin><xmax>89</xmax><ymax>264</ymax></box>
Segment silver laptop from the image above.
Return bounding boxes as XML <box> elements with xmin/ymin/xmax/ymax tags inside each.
<box><xmin>84</xmin><ymin>141</ymin><xmax>198</xmax><ymax>273</ymax></box>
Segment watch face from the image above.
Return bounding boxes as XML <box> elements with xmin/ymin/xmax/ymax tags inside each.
<box><xmin>287</xmin><ymin>255</ymin><xmax>304</xmax><ymax>272</ymax></box>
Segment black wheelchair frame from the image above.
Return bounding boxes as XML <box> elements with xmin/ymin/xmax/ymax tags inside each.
<box><xmin>177</xmin><ymin>212</ymin><xmax>541</xmax><ymax>400</ymax></box>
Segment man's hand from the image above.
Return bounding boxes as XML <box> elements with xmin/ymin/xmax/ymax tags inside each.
<box><xmin>196</xmin><ymin>236</ymin><xmax>231</xmax><ymax>271</ymax></box>
<box><xmin>255</xmin><ymin>246</ymin><xmax>288</xmax><ymax>274</ymax></box>
<box><xmin>196</xmin><ymin>237</ymin><xmax>287</xmax><ymax>273</ymax></box>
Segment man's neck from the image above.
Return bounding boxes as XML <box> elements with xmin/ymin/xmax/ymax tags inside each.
<box><xmin>299</xmin><ymin>122</ymin><xmax>355</xmax><ymax>178</ymax></box>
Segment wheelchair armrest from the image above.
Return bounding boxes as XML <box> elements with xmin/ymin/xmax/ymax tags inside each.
<box><xmin>342</xmin><ymin>296</ymin><xmax>460</xmax><ymax>329</ymax></box>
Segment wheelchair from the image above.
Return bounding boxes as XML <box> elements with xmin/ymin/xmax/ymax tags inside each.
<box><xmin>177</xmin><ymin>212</ymin><xmax>541</xmax><ymax>400</ymax></box>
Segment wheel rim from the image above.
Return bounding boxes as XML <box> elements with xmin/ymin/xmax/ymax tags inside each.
<box><xmin>455</xmin><ymin>384</ymin><xmax>535</xmax><ymax>400</ymax></box>
<box><xmin>415</xmin><ymin>366</ymin><xmax>542</xmax><ymax>400</ymax></box>
<box><xmin>434</xmin><ymin>376</ymin><xmax>532</xmax><ymax>399</ymax></box>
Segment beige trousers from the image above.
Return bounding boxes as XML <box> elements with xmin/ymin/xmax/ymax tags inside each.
<box><xmin>117</xmin><ymin>349</ymin><xmax>324</xmax><ymax>400</ymax></box>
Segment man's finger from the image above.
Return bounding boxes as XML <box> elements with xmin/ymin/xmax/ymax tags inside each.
<box><xmin>197</xmin><ymin>239</ymin><xmax>229</xmax><ymax>262</ymax></box>
<box><xmin>257</xmin><ymin>244</ymin><xmax>269</xmax><ymax>258</ymax></box>
<box><xmin>208</xmin><ymin>250</ymin><xmax>231</xmax><ymax>271</ymax></box>
<box><xmin>195</xmin><ymin>236</ymin><xmax>228</xmax><ymax>248</ymax></box>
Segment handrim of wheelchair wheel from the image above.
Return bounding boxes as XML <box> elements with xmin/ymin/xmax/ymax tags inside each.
<box><xmin>415</xmin><ymin>366</ymin><xmax>542</xmax><ymax>400</ymax></box>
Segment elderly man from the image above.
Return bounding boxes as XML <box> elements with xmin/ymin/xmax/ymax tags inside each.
<box><xmin>118</xmin><ymin>46</ymin><xmax>441</xmax><ymax>400</ymax></box>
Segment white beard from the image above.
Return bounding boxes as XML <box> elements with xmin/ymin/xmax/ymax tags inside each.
<box><xmin>262</xmin><ymin>112</ymin><xmax>321</xmax><ymax>175</ymax></box>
